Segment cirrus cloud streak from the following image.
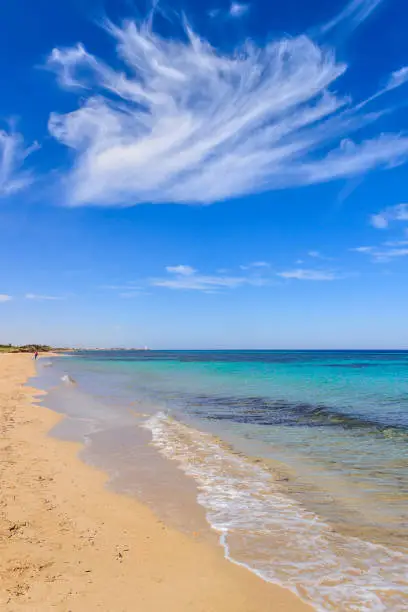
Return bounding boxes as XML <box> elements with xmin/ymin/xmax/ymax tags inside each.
<box><xmin>151</xmin><ymin>265</ymin><xmax>269</xmax><ymax>291</ymax></box>
<box><xmin>319</xmin><ymin>0</ymin><xmax>384</xmax><ymax>35</ymax></box>
<box><xmin>277</xmin><ymin>268</ymin><xmax>339</xmax><ymax>281</ymax></box>
<box><xmin>0</xmin><ymin>129</ymin><xmax>38</xmax><ymax>197</ymax></box>
<box><xmin>352</xmin><ymin>244</ymin><xmax>408</xmax><ymax>262</ymax></box>
<box><xmin>45</xmin><ymin>9</ymin><xmax>408</xmax><ymax>207</ymax></box>
<box><xmin>25</xmin><ymin>293</ymin><xmax>65</xmax><ymax>301</ymax></box>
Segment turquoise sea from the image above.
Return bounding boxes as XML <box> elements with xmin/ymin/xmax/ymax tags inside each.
<box><xmin>35</xmin><ymin>350</ymin><xmax>408</xmax><ymax>611</ymax></box>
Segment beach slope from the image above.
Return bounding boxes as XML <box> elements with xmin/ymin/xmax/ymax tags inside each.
<box><xmin>0</xmin><ymin>353</ymin><xmax>311</xmax><ymax>611</ymax></box>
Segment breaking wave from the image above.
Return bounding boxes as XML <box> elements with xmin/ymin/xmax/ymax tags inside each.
<box><xmin>144</xmin><ymin>412</ymin><xmax>408</xmax><ymax>612</ymax></box>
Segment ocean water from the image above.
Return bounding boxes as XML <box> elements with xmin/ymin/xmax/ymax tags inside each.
<box><xmin>34</xmin><ymin>350</ymin><xmax>408</xmax><ymax>611</ymax></box>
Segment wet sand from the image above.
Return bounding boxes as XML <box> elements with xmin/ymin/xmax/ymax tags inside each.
<box><xmin>0</xmin><ymin>353</ymin><xmax>312</xmax><ymax>611</ymax></box>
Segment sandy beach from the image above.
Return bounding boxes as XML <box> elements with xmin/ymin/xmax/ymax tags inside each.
<box><xmin>0</xmin><ymin>353</ymin><xmax>311</xmax><ymax>612</ymax></box>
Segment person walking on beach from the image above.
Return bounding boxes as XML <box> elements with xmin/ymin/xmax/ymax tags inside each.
<box><xmin>34</xmin><ymin>351</ymin><xmax>38</xmax><ymax>360</ymax></box>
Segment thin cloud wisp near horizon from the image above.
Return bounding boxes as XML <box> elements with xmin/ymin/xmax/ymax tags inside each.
<box><xmin>150</xmin><ymin>265</ymin><xmax>270</xmax><ymax>292</ymax></box>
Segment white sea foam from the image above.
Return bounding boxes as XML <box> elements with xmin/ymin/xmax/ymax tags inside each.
<box><xmin>61</xmin><ymin>374</ymin><xmax>76</xmax><ymax>385</ymax></box>
<box><xmin>144</xmin><ymin>412</ymin><xmax>408</xmax><ymax>612</ymax></box>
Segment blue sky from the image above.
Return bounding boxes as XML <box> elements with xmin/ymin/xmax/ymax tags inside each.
<box><xmin>1</xmin><ymin>0</ymin><xmax>408</xmax><ymax>349</ymax></box>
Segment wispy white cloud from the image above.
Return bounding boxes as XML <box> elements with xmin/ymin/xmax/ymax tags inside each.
<box><xmin>383</xmin><ymin>240</ymin><xmax>408</xmax><ymax>247</ymax></box>
<box><xmin>229</xmin><ymin>2</ymin><xmax>250</xmax><ymax>17</ymax></box>
<box><xmin>370</xmin><ymin>203</ymin><xmax>408</xmax><ymax>228</ymax></box>
<box><xmin>119</xmin><ymin>290</ymin><xmax>148</xmax><ymax>298</ymax></box>
<box><xmin>319</xmin><ymin>0</ymin><xmax>384</xmax><ymax>35</ymax></box>
<box><xmin>0</xmin><ymin>128</ymin><xmax>38</xmax><ymax>197</ymax></box>
<box><xmin>352</xmin><ymin>246</ymin><xmax>374</xmax><ymax>253</ymax></box>
<box><xmin>378</xmin><ymin>248</ymin><xmax>408</xmax><ymax>260</ymax></box>
<box><xmin>385</xmin><ymin>66</ymin><xmax>408</xmax><ymax>92</ymax></box>
<box><xmin>25</xmin><ymin>293</ymin><xmax>64</xmax><ymax>301</ymax></box>
<box><xmin>240</xmin><ymin>261</ymin><xmax>270</xmax><ymax>270</ymax></box>
<box><xmin>307</xmin><ymin>250</ymin><xmax>334</xmax><ymax>260</ymax></box>
<box><xmin>99</xmin><ymin>282</ymin><xmax>146</xmax><ymax>297</ymax></box>
<box><xmin>351</xmin><ymin>243</ymin><xmax>408</xmax><ymax>262</ymax></box>
<box><xmin>207</xmin><ymin>8</ymin><xmax>221</xmax><ymax>18</ymax></box>
<box><xmin>166</xmin><ymin>265</ymin><xmax>196</xmax><ymax>276</ymax></box>
<box><xmin>208</xmin><ymin>3</ymin><xmax>249</xmax><ymax>19</ymax></box>
<box><xmin>45</xmin><ymin>13</ymin><xmax>408</xmax><ymax>207</ymax></box>
<box><xmin>151</xmin><ymin>265</ymin><xmax>268</xmax><ymax>291</ymax></box>
<box><xmin>370</xmin><ymin>215</ymin><xmax>389</xmax><ymax>229</ymax></box>
<box><xmin>351</xmin><ymin>65</ymin><xmax>408</xmax><ymax>111</ymax></box>
<box><xmin>277</xmin><ymin>268</ymin><xmax>339</xmax><ymax>281</ymax></box>
<box><xmin>0</xmin><ymin>294</ymin><xmax>12</xmax><ymax>302</ymax></box>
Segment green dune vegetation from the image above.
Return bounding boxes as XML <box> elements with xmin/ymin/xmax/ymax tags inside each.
<box><xmin>0</xmin><ymin>344</ymin><xmax>52</xmax><ymax>353</ymax></box>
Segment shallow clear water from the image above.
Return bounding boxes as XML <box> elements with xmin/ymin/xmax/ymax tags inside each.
<box><xmin>34</xmin><ymin>350</ymin><xmax>408</xmax><ymax>611</ymax></box>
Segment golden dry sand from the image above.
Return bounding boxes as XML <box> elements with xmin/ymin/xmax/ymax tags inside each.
<box><xmin>0</xmin><ymin>353</ymin><xmax>312</xmax><ymax>612</ymax></box>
